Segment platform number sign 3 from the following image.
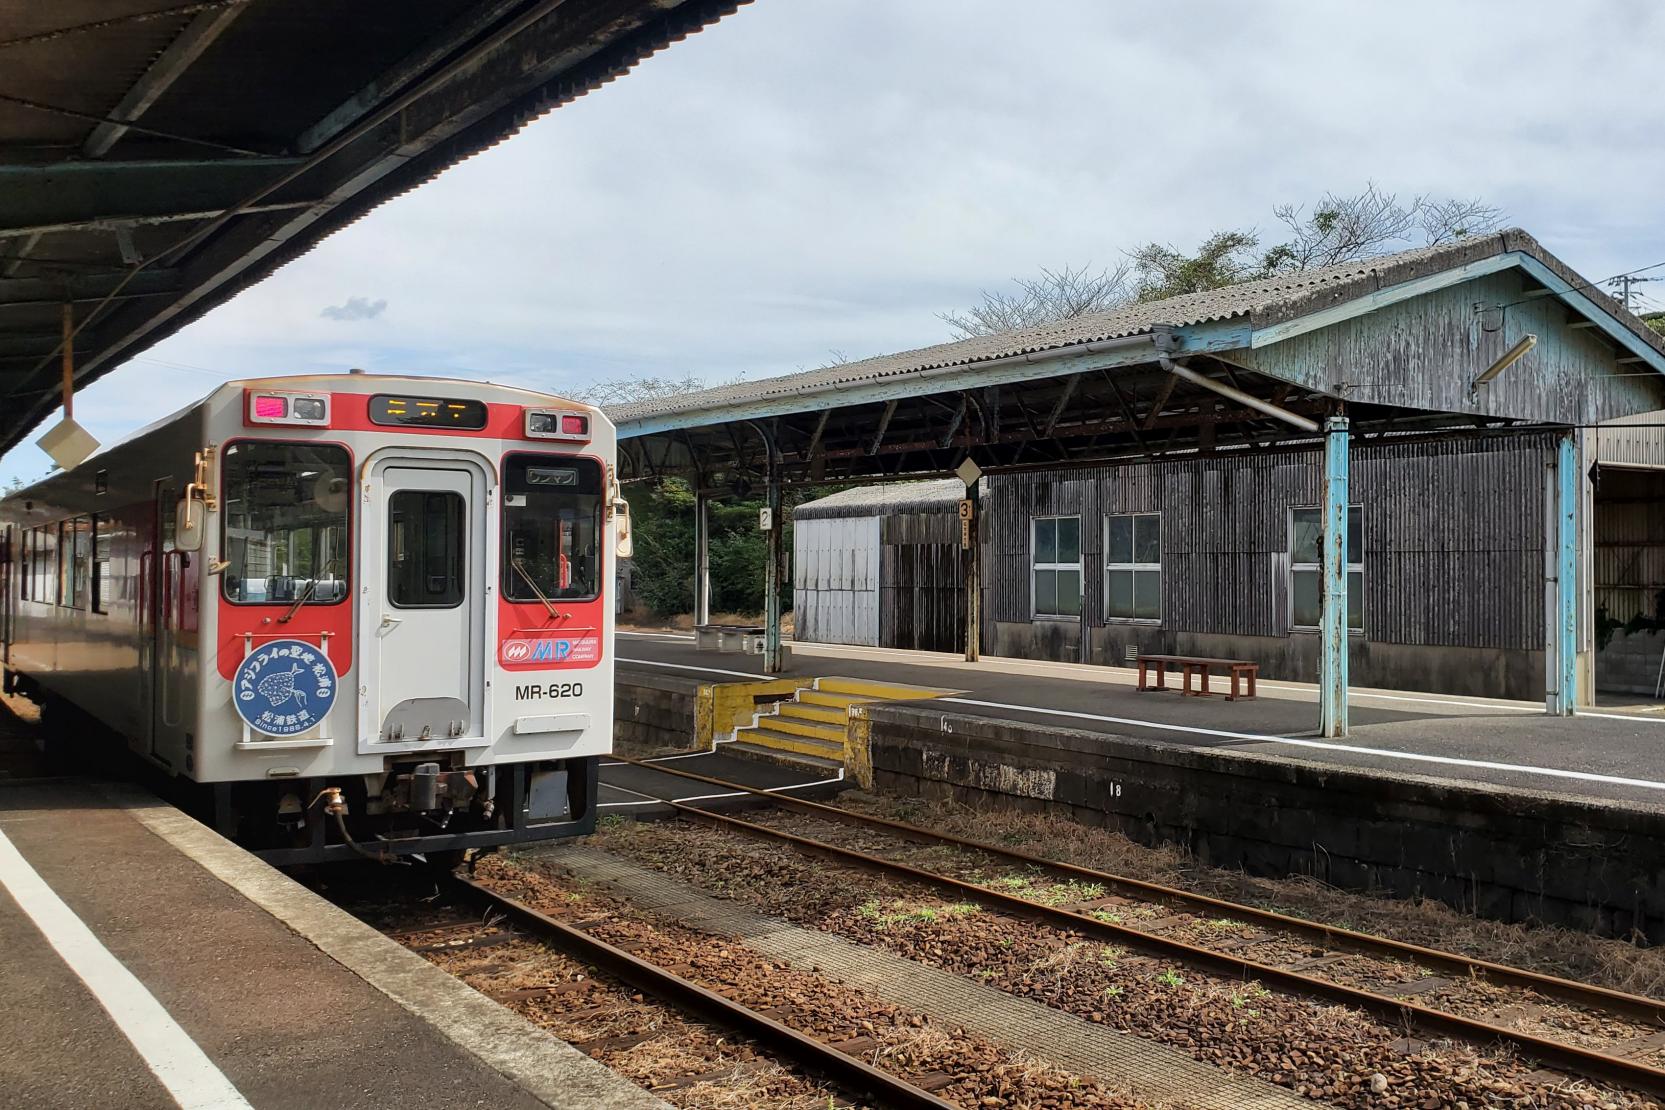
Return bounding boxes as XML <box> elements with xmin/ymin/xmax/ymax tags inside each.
<box><xmin>234</xmin><ymin>639</ymin><xmax>337</xmax><ymax>737</ymax></box>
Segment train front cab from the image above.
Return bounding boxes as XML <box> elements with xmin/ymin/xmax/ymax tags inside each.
<box><xmin>192</xmin><ymin>381</ymin><xmax>628</xmax><ymax>865</ymax></box>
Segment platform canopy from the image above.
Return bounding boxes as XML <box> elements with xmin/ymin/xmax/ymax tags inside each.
<box><xmin>610</xmin><ymin>230</ymin><xmax>1665</xmax><ymax>488</ymax></box>
<box><xmin>0</xmin><ymin>0</ymin><xmax>749</xmax><ymax>457</ymax></box>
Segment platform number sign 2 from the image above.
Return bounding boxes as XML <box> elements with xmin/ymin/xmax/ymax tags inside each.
<box><xmin>234</xmin><ymin>639</ymin><xmax>337</xmax><ymax>737</ymax></box>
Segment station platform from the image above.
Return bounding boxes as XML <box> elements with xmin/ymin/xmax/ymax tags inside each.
<box><xmin>0</xmin><ymin>771</ymin><xmax>664</xmax><ymax>1110</ymax></box>
<box><xmin>617</xmin><ymin>629</ymin><xmax>1665</xmax><ymax>807</ymax></box>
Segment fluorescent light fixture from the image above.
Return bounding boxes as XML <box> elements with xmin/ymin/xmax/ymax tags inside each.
<box><xmin>1472</xmin><ymin>333</ymin><xmax>1537</xmax><ymax>392</ymax></box>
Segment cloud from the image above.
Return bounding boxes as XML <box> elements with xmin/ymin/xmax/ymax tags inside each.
<box><xmin>4</xmin><ymin>0</ymin><xmax>1663</xmax><ymax>485</ymax></box>
<box><xmin>319</xmin><ymin>296</ymin><xmax>388</xmax><ymax>322</ymax></box>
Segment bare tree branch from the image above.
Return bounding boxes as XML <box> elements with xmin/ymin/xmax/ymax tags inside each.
<box><xmin>940</xmin><ymin>262</ymin><xmax>1133</xmax><ymax>339</ymax></box>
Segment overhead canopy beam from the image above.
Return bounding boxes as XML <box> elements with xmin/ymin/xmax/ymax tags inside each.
<box><xmin>0</xmin><ymin>158</ymin><xmax>307</xmax><ymax>235</ymax></box>
<box><xmin>82</xmin><ymin>4</ymin><xmax>248</xmax><ymax>158</ymax></box>
<box><xmin>0</xmin><ymin>199</ymin><xmax>320</xmax><ymax>241</ymax></box>
<box><xmin>1158</xmin><ymin>355</ymin><xmax>1320</xmax><ymax>433</ymax></box>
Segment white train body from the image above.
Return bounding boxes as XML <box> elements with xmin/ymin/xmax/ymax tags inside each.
<box><xmin>0</xmin><ymin>374</ymin><xmax>623</xmax><ymax>863</ymax></box>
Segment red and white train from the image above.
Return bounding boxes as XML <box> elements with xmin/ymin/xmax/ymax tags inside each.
<box><xmin>0</xmin><ymin>373</ymin><xmax>629</xmax><ymax>864</ymax></box>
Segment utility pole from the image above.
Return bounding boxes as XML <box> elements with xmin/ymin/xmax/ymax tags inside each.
<box><xmin>1610</xmin><ymin>274</ymin><xmax>1660</xmax><ymax>311</ymax></box>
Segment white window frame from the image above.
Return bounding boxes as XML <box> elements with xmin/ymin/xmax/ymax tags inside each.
<box><xmin>1031</xmin><ymin>515</ymin><xmax>1082</xmax><ymax>620</ymax></box>
<box><xmin>1289</xmin><ymin>504</ymin><xmax>1364</xmax><ymax>635</ymax></box>
<box><xmin>1104</xmin><ymin>512</ymin><xmax>1161</xmax><ymax>624</ymax></box>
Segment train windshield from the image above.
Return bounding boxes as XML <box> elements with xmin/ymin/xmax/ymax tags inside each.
<box><xmin>221</xmin><ymin>441</ymin><xmax>351</xmax><ymax>605</ymax></box>
<box><xmin>502</xmin><ymin>455</ymin><xmax>601</xmax><ymax>603</ymax></box>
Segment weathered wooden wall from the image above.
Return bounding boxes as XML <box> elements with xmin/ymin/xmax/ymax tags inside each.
<box><xmin>878</xmin><ymin>510</ymin><xmax>963</xmax><ymax>653</ymax></box>
<box><xmin>978</xmin><ymin>433</ymin><xmax>1558</xmax><ymax>697</ymax></box>
<box><xmin>1233</xmin><ymin>270</ymin><xmax>1663</xmax><ymax>426</ymax></box>
<box><xmin>983</xmin><ymin>432</ymin><xmax>1552</xmax><ymax>647</ymax></box>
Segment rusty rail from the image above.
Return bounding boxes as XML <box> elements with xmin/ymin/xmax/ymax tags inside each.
<box><xmin>616</xmin><ymin>757</ymin><xmax>1665</xmax><ymax>1097</ymax></box>
<box><xmin>448</xmin><ymin>873</ymin><xmax>958</xmax><ymax>1110</ymax></box>
<box><xmin>620</xmin><ymin>756</ymin><xmax>1665</xmax><ymax>1024</ymax></box>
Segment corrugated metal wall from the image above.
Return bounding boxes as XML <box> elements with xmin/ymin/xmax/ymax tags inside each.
<box><xmin>982</xmin><ymin>432</ymin><xmax>1553</xmax><ymax>652</ymax></box>
<box><xmin>1597</xmin><ymin>412</ymin><xmax>1665</xmax><ymax>470</ymax></box>
<box><xmin>792</xmin><ymin>516</ymin><xmax>880</xmax><ymax>645</ymax></box>
<box><xmin>879</xmin><ymin>511</ymin><xmax>963</xmax><ymax>652</ymax></box>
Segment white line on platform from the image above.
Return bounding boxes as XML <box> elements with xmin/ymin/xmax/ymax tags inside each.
<box><xmin>600</xmin><ymin>771</ymin><xmax>844</xmax><ymax>809</ymax></box>
<box><xmin>0</xmin><ymin>828</ymin><xmax>253</xmax><ymax>1110</ymax></box>
<box><xmin>621</xmin><ymin>657</ymin><xmax>764</xmax><ymax>681</ymax></box>
<box><xmin>939</xmin><ymin>697</ymin><xmax>1665</xmax><ymax>793</ymax></box>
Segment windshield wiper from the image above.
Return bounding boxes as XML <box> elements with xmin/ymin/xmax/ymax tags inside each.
<box><xmin>278</xmin><ymin>577</ymin><xmax>318</xmax><ymax>624</ymax></box>
<box><xmin>278</xmin><ymin>560</ymin><xmax>334</xmax><ymax>624</ymax></box>
<box><xmin>511</xmin><ymin>558</ymin><xmax>560</xmax><ymax>620</ymax></box>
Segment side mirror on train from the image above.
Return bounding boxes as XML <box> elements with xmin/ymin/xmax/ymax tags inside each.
<box><xmin>614</xmin><ymin>498</ymin><xmax>633</xmax><ymax>559</ymax></box>
<box><xmin>175</xmin><ymin>497</ymin><xmax>206</xmax><ymax>552</ymax></box>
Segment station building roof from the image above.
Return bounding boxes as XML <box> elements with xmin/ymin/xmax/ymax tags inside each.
<box><xmin>612</xmin><ymin>230</ymin><xmax>1665</xmax><ymax>437</ymax></box>
<box><xmin>0</xmin><ymin>0</ymin><xmax>749</xmax><ymax>457</ymax></box>
<box><xmin>793</xmin><ymin>478</ymin><xmax>966</xmax><ymax>521</ymax></box>
<box><xmin>609</xmin><ymin>230</ymin><xmax>1665</xmax><ymax>490</ymax></box>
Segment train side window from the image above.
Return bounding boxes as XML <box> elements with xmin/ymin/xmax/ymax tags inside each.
<box><xmin>221</xmin><ymin>441</ymin><xmax>351</xmax><ymax>606</ymax></box>
<box><xmin>65</xmin><ymin>517</ymin><xmax>90</xmax><ymax>610</ymax></box>
<box><xmin>387</xmin><ymin>490</ymin><xmax>465</xmax><ymax>608</ymax></box>
<box><xmin>501</xmin><ymin>455</ymin><xmax>602</xmax><ymax>604</ymax></box>
<box><xmin>54</xmin><ymin>521</ymin><xmax>70</xmax><ymax>607</ymax></box>
<box><xmin>91</xmin><ymin>515</ymin><xmax>110</xmax><ymax>614</ymax></box>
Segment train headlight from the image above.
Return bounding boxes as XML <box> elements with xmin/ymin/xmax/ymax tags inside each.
<box><xmin>525</xmin><ymin>409</ymin><xmax>591</xmax><ymax>442</ymax></box>
<box><xmin>246</xmin><ymin>390</ymin><xmax>331</xmax><ymax>427</ymax></box>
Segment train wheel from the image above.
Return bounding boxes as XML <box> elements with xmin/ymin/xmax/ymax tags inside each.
<box><xmin>38</xmin><ymin>698</ymin><xmax>90</xmax><ymax>775</ymax></box>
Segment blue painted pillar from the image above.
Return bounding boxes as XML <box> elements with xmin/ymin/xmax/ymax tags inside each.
<box><xmin>1547</xmin><ymin>432</ymin><xmax>1578</xmax><ymax>716</ymax></box>
<box><xmin>763</xmin><ymin>472</ymin><xmax>783</xmax><ymax>674</ymax></box>
<box><xmin>1319</xmin><ymin>416</ymin><xmax>1350</xmax><ymax>738</ymax></box>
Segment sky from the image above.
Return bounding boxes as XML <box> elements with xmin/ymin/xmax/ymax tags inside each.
<box><xmin>5</xmin><ymin>0</ymin><xmax>1662</xmax><ymax>483</ymax></box>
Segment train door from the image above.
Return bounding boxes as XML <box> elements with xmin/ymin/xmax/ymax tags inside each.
<box><xmin>361</xmin><ymin>458</ymin><xmax>488</xmax><ymax>749</ymax></box>
<box><xmin>1</xmin><ymin>524</ymin><xmax>12</xmax><ymax>662</ymax></box>
<box><xmin>142</xmin><ymin>480</ymin><xmax>175</xmax><ymax>759</ymax></box>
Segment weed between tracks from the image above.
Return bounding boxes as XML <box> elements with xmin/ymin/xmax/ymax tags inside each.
<box><xmin>848</xmin><ymin>792</ymin><xmax>1665</xmax><ymax>1001</ymax></box>
<box><xmin>466</xmin><ymin>856</ymin><xmax>1149</xmax><ymax>1109</ymax></box>
<box><xmin>580</xmin><ymin>815</ymin><xmax>1660</xmax><ymax>1110</ymax></box>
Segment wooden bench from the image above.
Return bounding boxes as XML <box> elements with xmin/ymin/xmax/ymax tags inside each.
<box><xmin>1135</xmin><ymin>653</ymin><xmax>1259</xmax><ymax>701</ymax></box>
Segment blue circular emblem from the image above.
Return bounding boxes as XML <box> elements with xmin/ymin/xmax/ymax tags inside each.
<box><xmin>233</xmin><ymin>639</ymin><xmax>338</xmax><ymax>737</ymax></box>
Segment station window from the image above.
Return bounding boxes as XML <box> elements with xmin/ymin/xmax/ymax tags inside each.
<box><xmin>17</xmin><ymin>529</ymin><xmax>28</xmax><ymax>601</ymax></box>
<box><xmin>502</xmin><ymin>455</ymin><xmax>602</xmax><ymax>604</ymax></box>
<box><xmin>1032</xmin><ymin>516</ymin><xmax>1081</xmax><ymax>618</ymax></box>
<box><xmin>221</xmin><ymin>441</ymin><xmax>351</xmax><ymax>606</ymax></box>
<box><xmin>1290</xmin><ymin>506</ymin><xmax>1363</xmax><ymax>632</ymax></box>
<box><xmin>1105</xmin><ymin>512</ymin><xmax>1161</xmax><ymax>622</ymax></box>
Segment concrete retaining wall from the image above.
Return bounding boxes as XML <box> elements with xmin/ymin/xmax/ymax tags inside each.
<box><xmin>1596</xmin><ymin>628</ymin><xmax>1665</xmax><ymax>696</ymax></box>
<box><xmin>613</xmin><ymin>672</ymin><xmax>701</xmax><ymax>757</ymax></box>
<box><xmin>862</xmin><ymin>703</ymin><xmax>1665</xmax><ymax>941</ymax></box>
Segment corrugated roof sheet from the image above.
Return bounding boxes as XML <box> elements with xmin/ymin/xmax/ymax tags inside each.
<box><xmin>793</xmin><ymin>478</ymin><xmax>966</xmax><ymax>520</ymax></box>
<box><xmin>610</xmin><ymin>229</ymin><xmax>1665</xmax><ymax>427</ymax></box>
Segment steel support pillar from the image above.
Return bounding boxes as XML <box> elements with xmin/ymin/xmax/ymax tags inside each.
<box><xmin>693</xmin><ymin>492</ymin><xmax>711</xmax><ymax>628</ymax></box>
<box><xmin>964</xmin><ymin>483</ymin><xmax>980</xmax><ymax>662</ymax></box>
<box><xmin>1319</xmin><ymin>416</ymin><xmax>1350</xmax><ymax>738</ymax></box>
<box><xmin>763</xmin><ymin>475</ymin><xmax>783</xmax><ymax>674</ymax></box>
<box><xmin>1547</xmin><ymin>431</ymin><xmax>1578</xmax><ymax>716</ymax></box>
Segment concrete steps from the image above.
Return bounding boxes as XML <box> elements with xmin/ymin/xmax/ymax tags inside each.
<box><xmin>728</xmin><ymin>674</ymin><xmax>956</xmax><ymax>775</ymax></box>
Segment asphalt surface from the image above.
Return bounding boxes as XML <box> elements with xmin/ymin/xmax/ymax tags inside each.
<box><xmin>617</xmin><ymin>631</ymin><xmax>1665</xmax><ymax>808</ymax></box>
<box><xmin>0</xmin><ymin>780</ymin><xmax>561</xmax><ymax>1110</ymax></box>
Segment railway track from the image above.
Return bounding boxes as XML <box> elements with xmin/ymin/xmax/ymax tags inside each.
<box><xmin>615</xmin><ymin>755</ymin><xmax>1665</xmax><ymax>1099</ymax></box>
<box><xmin>440</xmin><ymin>873</ymin><xmax>959</xmax><ymax>1109</ymax></box>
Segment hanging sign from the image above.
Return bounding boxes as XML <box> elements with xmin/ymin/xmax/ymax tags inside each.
<box><xmin>233</xmin><ymin>639</ymin><xmax>337</xmax><ymax>737</ymax></box>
